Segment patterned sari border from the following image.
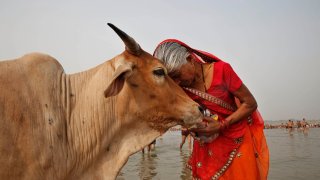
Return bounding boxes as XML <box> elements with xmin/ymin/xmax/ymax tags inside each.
<box><xmin>187</xmin><ymin>147</ymin><xmax>240</xmax><ymax>180</ymax></box>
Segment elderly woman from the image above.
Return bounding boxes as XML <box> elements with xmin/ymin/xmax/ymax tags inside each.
<box><xmin>153</xmin><ymin>39</ymin><xmax>269</xmax><ymax>180</ymax></box>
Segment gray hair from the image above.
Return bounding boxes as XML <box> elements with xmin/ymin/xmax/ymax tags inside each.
<box><xmin>154</xmin><ymin>42</ymin><xmax>190</xmax><ymax>74</ymax></box>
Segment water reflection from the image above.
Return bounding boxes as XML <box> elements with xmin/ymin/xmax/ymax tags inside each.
<box><xmin>138</xmin><ymin>153</ymin><xmax>158</xmax><ymax>180</ymax></box>
<box><xmin>117</xmin><ymin>132</ymin><xmax>193</xmax><ymax>180</ymax></box>
<box><xmin>179</xmin><ymin>150</ymin><xmax>192</xmax><ymax>180</ymax></box>
<box><xmin>303</xmin><ymin>127</ymin><xmax>309</xmax><ymax>136</ymax></box>
<box><xmin>118</xmin><ymin>129</ymin><xmax>320</xmax><ymax>180</ymax></box>
<box><xmin>288</xmin><ymin>127</ymin><xmax>294</xmax><ymax>136</ymax></box>
<box><xmin>266</xmin><ymin>128</ymin><xmax>320</xmax><ymax>180</ymax></box>
<box><xmin>287</xmin><ymin>127</ymin><xmax>310</xmax><ymax>137</ymax></box>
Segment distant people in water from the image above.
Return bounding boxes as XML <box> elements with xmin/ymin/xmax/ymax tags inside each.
<box><xmin>296</xmin><ymin>120</ymin><xmax>302</xmax><ymax>128</ymax></box>
<box><xmin>301</xmin><ymin>118</ymin><xmax>309</xmax><ymax>128</ymax></box>
<box><xmin>142</xmin><ymin>140</ymin><xmax>156</xmax><ymax>153</ymax></box>
<box><xmin>286</xmin><ymin>120</ymin><xmax>294</xmax><ymax>129</ymax></box>
<box><xmin>180</xmin><ymin>127</ymin><xmax>192</xmax><ymax>150</ymax></box>
<box><xmin>263</xmin><ymin>118</ymin><xmax>320</xmax><ymax>129</ymax></box>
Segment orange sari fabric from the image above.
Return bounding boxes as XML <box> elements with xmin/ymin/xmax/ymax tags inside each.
<box><xmin>219</xmin><ymin>111</ymin><xmax>269</xmax><ymax>180</ymax></box>
<box><xmin>187</xmin><ymin>104</ymin><xmax>269</xmax><ymax>180</ymax></box>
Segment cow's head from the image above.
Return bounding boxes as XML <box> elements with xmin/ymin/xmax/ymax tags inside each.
<box><xmin>104</xmin><ymin>23</ymin><xmax>203</xmax><ymax>132</ymax></box>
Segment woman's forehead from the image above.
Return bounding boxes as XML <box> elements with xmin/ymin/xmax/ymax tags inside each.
<box><xmin>169</xmin><ymin>71</ymin><xmax>181</xmax><ymax>78</ymax></box>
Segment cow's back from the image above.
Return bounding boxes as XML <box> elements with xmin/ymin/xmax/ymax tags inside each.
<box><xmin>0</xmin><ymin>53</ymin><xmax>68</xmax><ymax>179</ymax></box>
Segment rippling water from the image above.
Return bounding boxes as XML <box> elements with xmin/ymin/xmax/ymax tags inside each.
<box><xmin>117</xmin><ymin>128</ymin><xmax>320</xmax><ymax>180</ymax></box>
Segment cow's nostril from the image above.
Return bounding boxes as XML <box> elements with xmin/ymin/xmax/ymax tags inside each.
<box><xmin>198</xmin><ymin>106</ymin><xmax>205</xmax><ymax>115</ymax></box>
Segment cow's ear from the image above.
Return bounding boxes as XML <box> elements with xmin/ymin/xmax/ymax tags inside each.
<box><xmin>104</xmin><ymin>62</ymin><xmax>133</xmax><ymax>98</ymax></box>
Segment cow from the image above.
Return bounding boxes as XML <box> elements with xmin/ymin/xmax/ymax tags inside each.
<box><xmin>0</xmin><ymin>23</ymin><xmax>203</xmax><ymax>180</ymax></box>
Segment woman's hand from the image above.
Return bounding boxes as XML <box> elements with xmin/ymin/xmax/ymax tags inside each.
<box><xmin>189</xmin><ymin>116</ymin><xmax>221</xmax><ymax>142</ymax></box>
<box><xmin>190</xmin><ymin>132</ymin><xmax>219</xmax><ymax>143</ymax></box>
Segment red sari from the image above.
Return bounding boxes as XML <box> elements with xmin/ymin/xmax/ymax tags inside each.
<box><xmin>154</xmin><ymin>39</ymin><xmax>269</xmax><ymax>180</ymax></box>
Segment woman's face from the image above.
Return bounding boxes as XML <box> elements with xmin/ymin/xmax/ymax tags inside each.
<box><xmin>169</xmin><ymin>56</ymin><xmax>196</xmax><ymax>87</ymax></box>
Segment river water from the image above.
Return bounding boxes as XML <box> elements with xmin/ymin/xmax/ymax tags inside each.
<box><xmin>117</xmin><ymin>128</ymin><xmax>320</xmax><ymax>180</ymax></box>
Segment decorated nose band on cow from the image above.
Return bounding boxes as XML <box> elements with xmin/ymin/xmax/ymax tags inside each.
<box><xmin>0</xmin><ymin>23</ymin><xmax>204</xmax><ymax>180</ymax></box>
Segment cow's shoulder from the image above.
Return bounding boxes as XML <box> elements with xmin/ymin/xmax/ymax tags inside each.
<box><xmin>20</xmin><ymin>52</ymin><xmax>65</xmax><ymax>74</ymax></box>
<box><xmin>0</xmin><ymin>53</ymin><xmax>66</xmax><ymax>96</ymax></box>
<box><xmin>1</xmin><ymin>53</ymin><xmax>65</xmax><ymax>82</ymax></box>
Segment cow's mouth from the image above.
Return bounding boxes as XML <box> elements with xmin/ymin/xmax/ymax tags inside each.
<box><xmin>183</xmin><ymin>112</ymin><xmax>203</xmax><ymax>128</ymax></box>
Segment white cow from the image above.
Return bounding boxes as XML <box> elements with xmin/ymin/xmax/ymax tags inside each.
<box><xmin>0</xmin><ymin>23</ymin><xmax>203</xmax><ymax>179</ymax></box>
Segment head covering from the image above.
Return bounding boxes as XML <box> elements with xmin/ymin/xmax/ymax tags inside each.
<box><xmin>153</xmin><ymin>39</ymin><xmax>222</xmax><ymax>63</ymax></box>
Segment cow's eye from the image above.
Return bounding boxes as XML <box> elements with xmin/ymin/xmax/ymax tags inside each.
<box><xmin>153</xmin><ymin>68</ymin><xmax>166</xmax><ymax>77</ymax></box>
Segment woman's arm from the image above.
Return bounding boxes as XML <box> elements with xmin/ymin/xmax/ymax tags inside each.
<box><xmin>190</xmin><ymin>83</ymin><xmax>257</xmax><ymax>136</ymax></box>
<box><xmin>223</xmin><ymin>83</ymin><xmax>257</xmax><ymax>128</ymax></box>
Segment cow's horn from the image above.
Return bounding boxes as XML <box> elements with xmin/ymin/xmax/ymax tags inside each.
<box><xmin>107</xmin><ymin>23</ymin><xmax>142</xmax><ymax>56</ymax></box>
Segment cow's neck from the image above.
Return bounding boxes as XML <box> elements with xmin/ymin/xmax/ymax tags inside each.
<box><xmin>65</xmin><ymin>63</ymin><xmax>161</xmax><ymax>179</ymax></box>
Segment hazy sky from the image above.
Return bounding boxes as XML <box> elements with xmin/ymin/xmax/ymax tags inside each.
<box><xmin>1</xmin><ymin>0</ymin><xmax>319</xmax><ymax>120</ymax></box>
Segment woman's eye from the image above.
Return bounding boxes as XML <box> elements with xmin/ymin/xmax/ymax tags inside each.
<box><xmin>153</xmin><ymin>68</ymin><xmax>166</xmax><ymax>76</ymax></box>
